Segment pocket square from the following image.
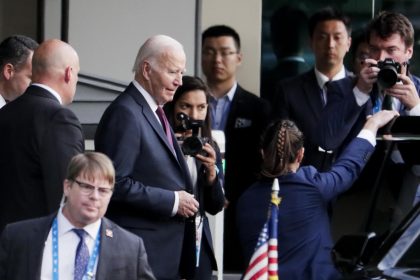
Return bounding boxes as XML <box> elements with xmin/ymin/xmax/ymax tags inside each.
<box><xmin>235</xmin><ymin>118</ymin><xmax>252</xmax><ymax>128</ymax></box>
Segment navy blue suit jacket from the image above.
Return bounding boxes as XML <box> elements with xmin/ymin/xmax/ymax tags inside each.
<box><xmin>0</xmin><ymin>215</ymin><xmax>155</xmax><ymax>280</ymax></box>
<box><xmin>236</xmin><ymin>137</ymin><xmax>374</xmax><ymax>280</ymax></box>
<box><xmin>224</xmin><ymin>85</ymin><xmax>270</xmax><ymax>203</ymax></box>
<box><xmin>271</xmin><ymin>69</ymin><xmax>351</xmax><ymax>171</ymax></box>
<box><xmin>0</xmin><ymin>85</ymin><xmax>84</xmax><ymax>232</ymax></box>
<box><xmin>95</xmin><ymin>83</ymin><xmax>194</xmax><ymax>279</ymax></box>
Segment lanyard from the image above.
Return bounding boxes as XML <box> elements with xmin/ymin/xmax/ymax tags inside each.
<box><xmin>52</xmin><ymin>217</ymin><xmax>101</xmax><ymax>280</ymax></box>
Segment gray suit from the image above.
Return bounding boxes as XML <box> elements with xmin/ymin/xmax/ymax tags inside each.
<box><xmin>0</xmin><ymin>214</ymin><xmax>156</xmax><ymax>280</ymax></box>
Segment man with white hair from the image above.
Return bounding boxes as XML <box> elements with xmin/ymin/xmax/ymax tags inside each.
<box><xmin>95</xmin><ymin>35</ymin><xmax>198</xmax><ymax>279</ymax></box>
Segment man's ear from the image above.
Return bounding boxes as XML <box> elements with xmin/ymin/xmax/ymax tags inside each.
<box><xmin>64</xmin><ymin>66</ymin><xmax>72</xmax><ymax>83</ymax></box>
<box><xmin>63</xmin><ymin>179</ymin><xmax>71</xmax><ymax>196</ymax></box>
<box><xmin>142</xmin><ymin>61</ymin><xmax>152</xmax><ymax>81</ymax></box>
<box><xmin>3</xmin><ymin>63</ymin><xmax>14</xmax><ymax>80</ymax></box>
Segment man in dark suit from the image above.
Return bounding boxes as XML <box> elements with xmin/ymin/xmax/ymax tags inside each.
<box><xmin>201</xmin><ymin>25</ymin><xmax>271</xmax><ymax>272</ymax></box>
<box><xmin>95</xmin><ymin>35</ymin><xmax>198</xmax><ymax>280</ymax></box>
<box><xmin>318</xmin><ymin>11</ymin><xmax>420</xmax><ymax>234</ymax></box>
<box><xmin>0</xmin><ymin>39</ymin><xmax>84</xmax><ymax>233</ymax></box>
<box><xmin>0</xmin><ymin>35</ymin><xmax>39</xmax><ymax>108</ymax></box>
<box><xmin>0</xmin><ymin>152</ymin><xmax>155</xmax><ymax>280</ymax></box>
<box><xmin>271</xmin><ymin>6</ymin><xmax>352</xmax><ymax>172</ymax></box>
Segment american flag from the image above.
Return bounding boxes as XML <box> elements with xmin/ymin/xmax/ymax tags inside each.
<box><xmin>243</xmin><ymin>179</ymin><xmax>281</xmax><ymax>280</ymax></box>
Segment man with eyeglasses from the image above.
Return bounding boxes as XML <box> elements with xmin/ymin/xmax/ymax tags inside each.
<box><xmin>0</xmin><ymin>152</ymin><xmax>156</xmax><ymax>280</ymax></box>
<box><xmin>201</xmin><ymin>25</ymin><xmax>270</xmax><ymax>272</ymax></box>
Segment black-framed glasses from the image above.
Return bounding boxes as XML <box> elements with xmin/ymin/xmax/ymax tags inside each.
<box><xmin>73</xmin><ymin>180</ymin><xmax>113</xmax><ymax>197</ymax></box>
<box><xmin>202</xmin><ymin>48</ymin><xmax>238</xmax><ymax>59</ymax></box>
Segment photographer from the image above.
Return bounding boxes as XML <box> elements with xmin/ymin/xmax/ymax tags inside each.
<box><xmin>355</xmin><ymin>11</ymin><xmax>420</xmax><ymax>114</ymax></box>
<box><xmin>164</xmin><ymin>76</ymin><xmax>225</xmax><ymax>280</ymax></box>
<box><xmin>320</xmin><ymin>11</ymin><xmax>420</xmax><ymax>235</ymax></box>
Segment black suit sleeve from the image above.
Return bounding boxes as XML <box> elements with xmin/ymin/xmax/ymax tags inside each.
<box><xmin>41</xmin><ymin>108</ymin><xmax>84</xmax><ymax>211</ymax></box>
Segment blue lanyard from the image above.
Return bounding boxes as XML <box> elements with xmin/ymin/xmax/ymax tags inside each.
<box><xmin>52</xmin><ymin>217</ymin><xmax>101</xmax><ymax>280</ymax></box>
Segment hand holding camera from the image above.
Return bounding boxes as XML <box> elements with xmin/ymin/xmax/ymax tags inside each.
<box><xmin>176</xmin><ymin>112</ymin><xmax>218</xmax><ymax>183</ymax></box>
<box><xmin>175</xmin><ymin>112</ymin><xmax>209</xmax><ymax>156</ymax></box>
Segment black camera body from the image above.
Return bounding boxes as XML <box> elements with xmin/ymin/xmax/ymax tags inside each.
<box><xmin>176</xmin><ymin>113</ymin><xmax>209</xmax><ymax>156</ymax></box>
<box><xmin>376</xmin><ymin>58</ymin><xmax>401</xmax><ymax>88</ymax></box>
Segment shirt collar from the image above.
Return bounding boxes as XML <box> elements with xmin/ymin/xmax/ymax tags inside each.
<box><xmin>57</xmin><ymin>207</ymin><xmax>102</xmax><ymax>239</ymax></box>
<box><xmin>31</xmin><ymin>83</ymin><xmax>62</xmax><ymax>104</ymax></box>
<box><xmin>314</xmin><ymin>66</ymin><xmax>346</xmax><ymax>89</ymax></box>
<box><xmin>211</xmin><ymin>82</ymin><xmax>237</xmax><ymax>102</ymax></box>
<box><xmin>132</xmin><ymin>80</ymin><xmax>159</xmax><ymax>112</ymax></box>
<box><xmin>0</xmin><ymin>95</ymin><xmax>6</xmax><ymax>108</ymax></box>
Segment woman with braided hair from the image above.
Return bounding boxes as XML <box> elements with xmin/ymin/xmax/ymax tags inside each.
<box><xmin>236</xmin><ymin>111</ymin><xmax>399</xmax><ymax>280</ymax></box>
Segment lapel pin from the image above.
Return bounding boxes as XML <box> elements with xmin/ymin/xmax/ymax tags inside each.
<box><xmin>105</xmin><ymin>229</ymin><xmax>113</xmax><ymax>238</ymax></box>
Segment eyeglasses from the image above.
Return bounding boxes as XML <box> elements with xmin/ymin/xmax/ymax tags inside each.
<box><xmin>73</xmin><ymin>180</ymin><xmax>113</xmax><ymax>197</ymax></box>
<box><xmin>202</xmin><ymin>48</ymin><xmax>238</xmax><ymax>59</ymax></box>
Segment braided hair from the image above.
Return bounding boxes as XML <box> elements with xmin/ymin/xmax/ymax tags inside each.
<box><xmin>260</xmin><ymin>120</ymin><xmax>304</xmax><ymax>178</ymax></box>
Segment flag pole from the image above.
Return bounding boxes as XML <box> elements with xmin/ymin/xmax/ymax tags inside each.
<box><xmin>268</xmin><ymin>178</ymin><xmax>280</xmax><ymax>280</ymax></box>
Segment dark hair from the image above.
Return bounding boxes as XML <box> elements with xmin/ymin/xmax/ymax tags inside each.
<box><xmin>270</xmin><ymin>5</ymin><xmax>308</xmax><ymax>57</ymax></box>
<box><xmin>308</xmin><ymin>6</ymin><xmax>351</xmax><ymax>38</ymax></box>
<box><xmin>260</xmin><ymin>120</ymin><xmax>304</xmax><ymax>177</ymax></box>
<box><xmin>164</xmin><ymin>75</ymin><xmax>213</xmax><ymax>142</ymax></box>
<box><xmin>367</xmin><ymin>11</ymin><xmax>414</xmax><ymax>48</ymax></box>
<box><xmin>0</xmin><ymin>35</ymin><xmax>38</xmax><ymax>71</ymax></box>
<box><xmin>350</xmin><ymin>28</ymin><xmax>368</xmax><ymax>58</ymax></box>
<box><xmin>202</xmin><ymin>25</ymin><xmax>241</xmax><ymax>51</ymax></box>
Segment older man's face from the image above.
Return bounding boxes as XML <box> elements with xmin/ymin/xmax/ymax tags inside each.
<box><xmin>147</xmin><ymin>49</ymin><xmax>186</xmax><ymax>105</ymax></box>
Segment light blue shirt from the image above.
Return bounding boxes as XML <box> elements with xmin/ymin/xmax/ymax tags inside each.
<box><xmin>210</xmin><ymin>83</ymin><xmax>237</xmax><ymax>131</ymax></box>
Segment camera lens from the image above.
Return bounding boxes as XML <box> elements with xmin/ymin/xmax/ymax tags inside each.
<box><xmin>182</xmin><ymin>137</ymin><xmax>204</xmax><ymax>156</ymax></box>
<box><xmin>377</xmin><ymin>67</ymin><xmax>399</xmax><ymax>89</ymax></box>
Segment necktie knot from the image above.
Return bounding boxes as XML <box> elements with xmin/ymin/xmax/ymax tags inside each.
<box><xmin>73</xmin><ymin>228</ymin><xmax>86</xmax><ymax>239</ymax></box>
<box><xmin>73</xmin><ymin>228</ymin><xmax>89</xmax><ymax>280</ymax></box>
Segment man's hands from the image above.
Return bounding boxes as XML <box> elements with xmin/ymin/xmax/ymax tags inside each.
<box><xmin>384</xmin><ymin>74</ymin><xmax>420</xmax><ymax>110</ymax></box>
<box><xmin>356</xmin><ymin>58</ymin><xmax>380</xmax><ymax>94</ymax></box>
<box><xmin>177</xmin><ymin>190</ymin><xmax>199</xmax><ymax>218</ymax></box>
<box><xmin>357</xmin><ymin>58</ymin><xmax>420</xmax><ymax>110</ymax></box>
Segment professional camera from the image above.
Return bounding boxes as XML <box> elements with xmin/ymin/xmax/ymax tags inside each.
<box><xmin>175</xmin><ymin>112</ymin><xmax>209</xmax><ymax>156</ymax></box>
<box><xmin>376</xmin><ymin>58</ymin><xmax>402</xmax><ymax>88</ymax></box>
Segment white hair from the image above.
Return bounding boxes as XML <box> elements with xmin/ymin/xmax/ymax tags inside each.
<box><xmin>132</xmin><ymin>34</ymin><xmax>184</xmax><ymax>73</ymax></box>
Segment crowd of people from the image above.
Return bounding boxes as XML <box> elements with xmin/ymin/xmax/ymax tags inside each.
<box><xmin>0</xmin><ymin>5</ymin><xmax>419</xmax><ymax>280</ymax></box>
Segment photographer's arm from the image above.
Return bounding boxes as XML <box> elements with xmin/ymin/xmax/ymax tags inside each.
<box><xmin>355</xmin><ymin>58</ymin><xmax>380</xmax><ymax>94</ymax></box>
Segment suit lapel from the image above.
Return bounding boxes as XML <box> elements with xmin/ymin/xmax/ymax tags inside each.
<box><xmin>302</xmin><ymin>71</ymin><xmax>323</xmax><ymax>119</ymax></box>
<box><xmin>126</xmin><ymin>84</ymin><xmax>193</xmax><ymax>192</ymax></box>
<box><xmin>126</xmin><ymin>84</ymin><xmax>179</xmax><ymax>159</ymax></box>
<box><xmin>96</xmin><ymin>218</ymin><xmax>115</xmax><ymax>280</ymax></box>
<box><xmin>29</xmin><ymin>214</ymin><xmax>57</xmax><ymax>278</ymax></box>
<box><xmin>225</xmin><ymin>85</ymin><xmax>243</xmax><ymax>135</ymax></box>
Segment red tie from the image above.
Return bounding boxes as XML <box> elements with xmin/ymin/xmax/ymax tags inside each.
<box><xmin>156</xmin><ymin>106</ymin><xmax>174</xmax><ymax>149</ymax></box>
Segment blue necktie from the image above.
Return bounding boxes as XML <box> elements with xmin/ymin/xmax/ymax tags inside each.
<box><xmin>73</xmin><ymin>229</ymin><xmax>90</xmax><ymax>280</ymax></box>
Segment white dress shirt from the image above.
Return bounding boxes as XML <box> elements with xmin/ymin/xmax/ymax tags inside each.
<box><xmin>40</xmin><ymin>209</ymin><xmax>101</xmax><ymax>280</ymax></box>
